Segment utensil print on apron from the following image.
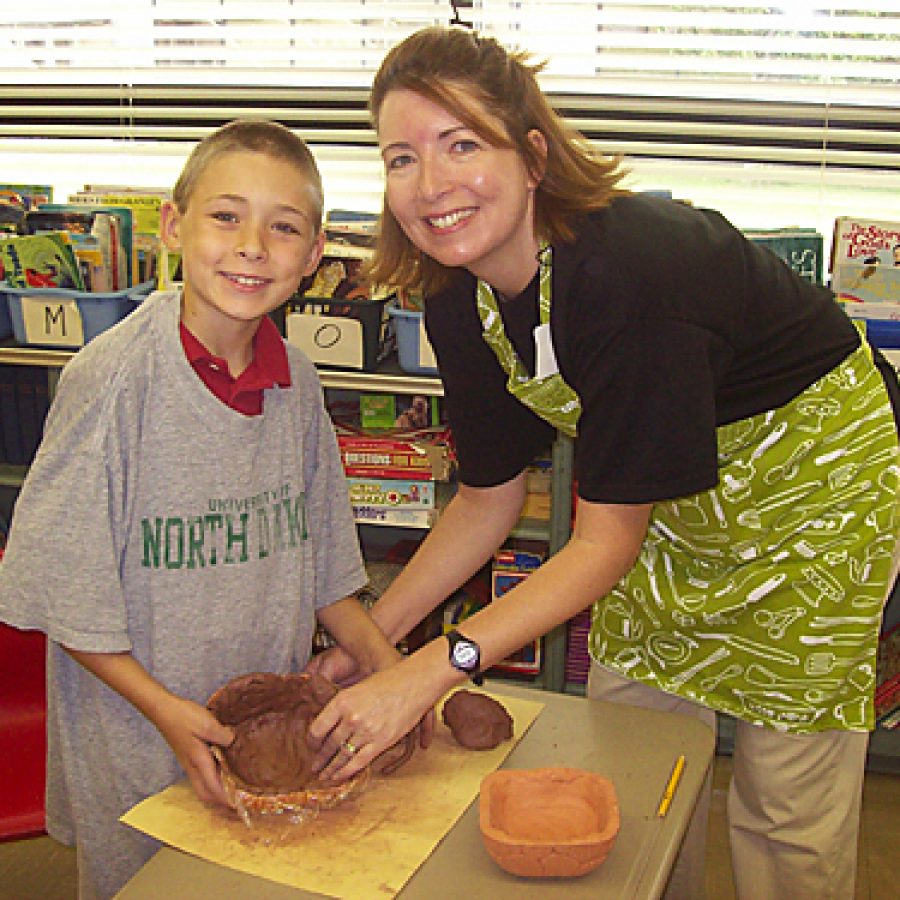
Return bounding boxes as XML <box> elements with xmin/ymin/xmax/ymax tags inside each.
<box><xmin>475</xmin><ymin>249</ymin><xmax>899</xmax><ymax>734</ymax></box>
<box><xmin>590</xmin><ymin>333</ymin><xmax>899</xmax><ymax>733</ymax></box>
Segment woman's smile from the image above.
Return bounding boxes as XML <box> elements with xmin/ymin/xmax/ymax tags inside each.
<box><xmin>379</xmin><ymin>88</ymin><xmax>542</xmax><ymax>295</ymax></box>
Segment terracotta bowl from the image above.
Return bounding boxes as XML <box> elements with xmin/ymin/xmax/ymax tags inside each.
<box><xmin>479</xmin><ymin>766</ymin><xmax>619</xmax><ymax>877</ymax></box>
<box><xmin>207</xmin><ymin>672</ymin><xmax>369</xmax><ymax>821</ymax></box>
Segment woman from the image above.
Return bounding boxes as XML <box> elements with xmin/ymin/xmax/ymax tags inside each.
<box><xmin>306</xmin><ymin>25</ymin><xmax>899</xmax><ymax>898</ymax></box>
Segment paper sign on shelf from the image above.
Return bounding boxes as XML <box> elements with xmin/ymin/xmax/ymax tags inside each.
<box><xmin>21</xmin><ymin>295</ymin><xmax>85</xmax><ymax>347</ymax></box>
<box><xmin>286</xmin><ymin>311</ymin><xmax>364</xmax><ymax>369</ymax></box>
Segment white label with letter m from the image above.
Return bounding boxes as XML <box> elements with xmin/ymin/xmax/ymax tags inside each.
<box><xmin>22</xmin><ymin>296</ymin><xmax>85</xmax><ymax>347</ymax></box>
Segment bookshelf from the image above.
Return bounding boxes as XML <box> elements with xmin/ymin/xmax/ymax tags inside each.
<box><xmin>0</xmin><ymin>345</ymin><xmax>575</xmax><ymax>693</ymax></box>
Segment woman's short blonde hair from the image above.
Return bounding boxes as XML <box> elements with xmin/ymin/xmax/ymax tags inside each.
<box><xmin>173</xmin><ymin>119</ymin><xmax>324</xmax><ymax>229</ymax></box>
<box><xmin>366</xmin><ymin>26</ymin><xmax>627</xmax><ymax>296</ymax></box>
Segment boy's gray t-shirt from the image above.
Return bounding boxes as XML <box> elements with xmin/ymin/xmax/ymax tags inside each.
<box><xmin>0</xmin><ymin>291</ymin><xmax>365</xmax><ymax>893</ymax></box>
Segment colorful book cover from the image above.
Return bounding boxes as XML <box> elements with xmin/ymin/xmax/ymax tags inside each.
<box><xmin>69</xmin><ymin>190</ymin><xmax>166</xmax><ymax>237</ymax></box>
<box><xmin>832</xmin><ymin>265</ymin><xmax>900</xmax><ymax>305</ymax></box>
<box><xmin>0</xmin><ymin>233</ymin><xmax>83</xmax><ymax>290</ymax></box>
<box><xmin>830</xmin><ymin>217</ymin><xmax>900</xmax><ymax>304</ymax></box>
<box><xmin>74</xmin><ymin>244</ymin><xmax>110</xmax><ymax>293</ymax></box>
<box><xmin>337</xmin><ymin>433</ymin><xmax>453</xmax><ymax>481</ymax></box>
<box><xmin>346</xmin><ymin>477</ymin><xmax>436</xmax><ymax>510</ymax></box>
<box><xmin>24</xmin><ymin>208</ymin><xmax>97</xmax><ymax>237</ymax></box>
<box><xmin>0</xmin><ymin>183</ymin><xmax>53</xmax><ymax>210</ymax></box>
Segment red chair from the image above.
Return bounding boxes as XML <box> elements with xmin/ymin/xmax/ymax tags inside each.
<box><xmin>0</xmin><ymin>621</ymin><xmax>47</xmax><ymax>839</ymax></box>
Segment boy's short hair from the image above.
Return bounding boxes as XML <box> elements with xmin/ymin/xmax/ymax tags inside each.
<box><xmin>172</xmin><ymin>119</ymin><xmax>324</xmax><ymax>228</ymax></box>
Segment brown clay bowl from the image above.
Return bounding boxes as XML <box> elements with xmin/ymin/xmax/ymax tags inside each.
<box><xmin>479</xmin><ymin>766</ymin><xmax>619</xmax><ymax>877</ymax></box>
<box><xmin>207</xmin><ymin>671</ymin><xmax>369</xmax><ymax>819</ymax></box>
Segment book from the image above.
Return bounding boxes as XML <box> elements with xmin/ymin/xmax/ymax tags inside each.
<box><xmin>69</xmin><ymin>189</ymin><xmax>166</xmax><ymax>237</ymax></box>
<box><xmin>347</xmin><ymin>477</ymin><xmax>455</xmax><ymax>528</ymax></box>
<box><xmin>348</xmin><ymin>477</ymin><xmax>436</xmax><ymax>510</ymax></box>
<box><xmin>337</xmin><ymin>432</ymin><xmax>454</xmax><ymax>481</ymax></box>
<box><xmin>73</xmin><ymin>244</ymin><xmax>110</xmax><ymax>293</ymax></box>
<box><xmin>70</xmin><ymin>189</ymin><xmax>167</xmax><ymax>283</ymax></box>
<box><xmin>0</xmin><ymin>365</ymin><xmax>25</xmax><ymax>465</ymax></box>
<box><xmin>13</xmin><ymin>367</ymin><xmax>39</xmax><ymax>462</ymax></box>
<box><xmin>30</xmin><ymin>204</ymin><xmax>135</xmax><ymax>287</ymax></box>
<box><xmin>0</xmin><ymin>233</ymin><xmax>84</xmax><ymax>290</ymax></box>
<box><xmin>830</xmin><ymin>217</ymin><xmax>900</xmax><ymax>304</ymax></box>
<box><xmin>490</xmin><ymin>548</ymin><xmax>546</xmax><ymax>674</ymax></box>
<box><xmin>875</xmin><ymin>622</ymin><xmax>899</xmax><ymax>729</ymax></box>
<box><xmin>0</xmin><ymin>183</ymin><xmax>53</xmax><ymax>210</ymax></box>
<box><xmin>744</xmin><ymin>227</ymin><xmax>824</xmax><ymax>284</ymax></box>
<box><xmin>837</xmin><ymin>300</ymin><xmax>900</xmax><ymax>321</ymax></box>
<box><xmin>31</xmin><ymin>368</ymin><xmax>50</xmax><ymax>449</ymax></box>
<box><xmin>0</xmin><ymin>203</ymin><xmax>25</xmax><ymax>235</ymax></box>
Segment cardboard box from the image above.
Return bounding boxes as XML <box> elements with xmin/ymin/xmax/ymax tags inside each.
<box><xmin>338</xmin><ymin>432</ymin><xmax>454</xmax><ymax>482</ymax></box>
<box><xmin>348</xmin><ymin>476</ymin><xmax>443</xmax><ymax>528</ymax></box>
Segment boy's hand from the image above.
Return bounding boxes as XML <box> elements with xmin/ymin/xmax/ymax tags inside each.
<box><xmin>154</xmin><ymin>695</ymin><xmax>235</xmax><ymax>808</ymax></box>
<box><xmin>303</xmin><ymin>645</ymin><xmax>362</xmax><ymax>687</ymax></box>
<box><xmin>62</xmin><ymin>648</ymin><xmax>237</xmax><ymax>808</ymax></box>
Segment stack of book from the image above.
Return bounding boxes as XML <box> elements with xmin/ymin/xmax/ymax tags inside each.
<box><xmin>565</xmin><ymin>608</ymin><xmax>593</xmax><ymax>686</ymax></box>
<box><xmin>69</xmin><ymin>185</ymin><xmax>169</xmax><ymax>286</ymax></box>
<box><xmin>0</xmin><ymin>183</ymin><xmax>167</xmax><ymax>295</ymax></box>
<box><xmin>335</xmin><ymin>420</ymin><xmax>455</xmax><ymax>528</ymax></box>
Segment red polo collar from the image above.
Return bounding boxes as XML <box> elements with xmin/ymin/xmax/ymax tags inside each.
<box><xmin>180</xmin><ymin>316</ymin><xmax>291</xmax><ymax>416</ymax></box>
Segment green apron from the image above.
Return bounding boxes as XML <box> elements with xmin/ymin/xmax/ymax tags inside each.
<box><xmin>477</xmin><ymin>258</ymin><xmax>899</xmax><ymax>733</ymax></box>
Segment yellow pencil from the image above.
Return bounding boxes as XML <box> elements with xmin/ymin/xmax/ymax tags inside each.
<box><xmin>657</xmin><ymin>754</ymin><xmax>686</xmax><ymax>817</ymax></box>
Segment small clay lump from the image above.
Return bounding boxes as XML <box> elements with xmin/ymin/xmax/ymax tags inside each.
<box><xmin>442</xmin><ymin>689</ymin><xmax>514</xmax><ymax>750</ymax></box>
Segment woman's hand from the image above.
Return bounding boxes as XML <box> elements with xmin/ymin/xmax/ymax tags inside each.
<box><xmin>306</xmin><ymin>654</ymin><xmax>444</xmax><ymax>783</ymax></box>
<box><xmin>152</xmin><ymin>694</ymin><xmax>235</xmax><ymax>808</ymax></box>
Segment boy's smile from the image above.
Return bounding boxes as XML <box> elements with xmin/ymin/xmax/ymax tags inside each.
<box><xmin>161</xmin><ymin>149</ymin><xmax>323</xmax><ymax>369</ymax></box>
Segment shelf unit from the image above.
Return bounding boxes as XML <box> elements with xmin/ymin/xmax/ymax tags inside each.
<box><xmin>3</xmin><ymin>343</ymin><xmax>897</xmax><ymax>755</ymax></box>
<box><xmin>0</xmin><ymin>344</ymin><xmax>576</xmax><ymax>693</ymax></box>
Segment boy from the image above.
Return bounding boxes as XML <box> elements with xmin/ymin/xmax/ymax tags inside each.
<box><xmin>0</xmin><ymin>120</ymin><xmax>399</xmax><ymax>899</ymax></box>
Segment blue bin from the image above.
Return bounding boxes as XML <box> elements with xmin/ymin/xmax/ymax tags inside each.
<box><xmin>388</xmin><ymin>302</ymin><xmax>438</xmax><ymax>375</ymax></box>
<box><xmin>864</xmin><ymin>318</ymin><xmax>900</xmax><ymax>350</ymax></box>
<box><xmin>3</xmin><ymin>280</ymin><xmax>155</xmax><ymax>348</ymax></box>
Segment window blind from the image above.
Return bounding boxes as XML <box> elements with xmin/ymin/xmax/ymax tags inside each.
<box><xmin>0</xmin><ymin>1</ymin><xmax>897</xmax><ymax>172</ymax></box>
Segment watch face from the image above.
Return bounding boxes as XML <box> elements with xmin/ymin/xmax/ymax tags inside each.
<box><xmin>452</xmin><ymin>641</ymin><xmax>479</xmax><ymax>672</ymax></box>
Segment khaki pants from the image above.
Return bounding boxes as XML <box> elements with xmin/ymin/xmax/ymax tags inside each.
<box><xmin>587</xmin><ymin>663</ymin><xmax>869</xmax><ymax>900</ymax></box>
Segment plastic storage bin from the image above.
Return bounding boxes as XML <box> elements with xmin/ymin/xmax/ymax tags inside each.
<box><xmin>285</xmin><ymin>295</ymin><xmax>391</xmax><ymax>371</ymax></box>
<box><xmin>388</xmin><ymin>302</ymin><xmax>438</xmax><ymax>375</ymax></box>
<box><xmin>863</xmin><ymin>318</ymin><xmax>900</xmax><ymax>350</ymax></box>
<box><xmin>3</xmin><ymin>280</ymin><xmax>155</xmax><ymax>349</ymax></box>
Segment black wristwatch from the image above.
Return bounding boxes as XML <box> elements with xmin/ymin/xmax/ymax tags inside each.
<box><xmin>445</xmin><ymin>628</ymin><xmax>484</xmax><ymax>685</ymax></box>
